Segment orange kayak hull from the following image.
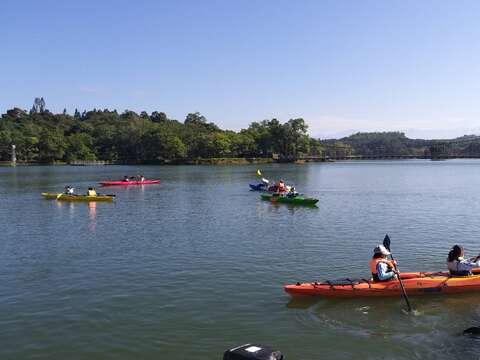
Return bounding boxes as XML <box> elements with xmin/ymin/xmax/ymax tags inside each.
<box><xmin>284</xmin><ymin>271</ymin><xmax>480</xmax><ymax>298</ymax></box>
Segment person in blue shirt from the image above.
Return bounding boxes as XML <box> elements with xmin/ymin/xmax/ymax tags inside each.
<box><xmin>447</xmin><ymin>245</ymin><xmax>480</xmax><ymax>276</ymax></box>
<box><xmin>370</xmin><ymin>245</ymin><xmax>398</xmax><ymax>282</ymax></box>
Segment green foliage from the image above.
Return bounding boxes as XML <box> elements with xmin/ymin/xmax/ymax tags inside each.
<box><xmin>66</xmin><ymin>133</ymin><xmax>96</xmax><ymax>162</ymax></box>
<box><xmin>338</xmin><ymin>132</ymin><xmax>429</xmax><ymax>156</ymax></box>
<box><xmin>37</xmin><ymin>129</ymin><xmax>67</xmax><ymax>162</ymax></box>
<box><xmin>0</xmin><ymin>108</ymin><xmax>322</xmax><ymax>163</ymax></box>
<box><xmin>7</xmin><ymin>107</ymin><xmax>480</xmax><ymax>162</ymax></box>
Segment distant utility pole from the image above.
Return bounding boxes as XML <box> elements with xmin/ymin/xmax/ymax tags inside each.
<box><xmin>11</xmin><ymin>144</ymin><xmax>16</xmax><ymax>166</ymax></box>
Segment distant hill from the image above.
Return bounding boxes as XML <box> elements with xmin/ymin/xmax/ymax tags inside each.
<box><xmin>322</xmin><ymin>131</ymin><xmax>480</xmax><ymax>158</ymax></box>
<box><xmin>338</xmin><ymin>132</ymin><xmax>429</xmax><ymax>156</ymax></box>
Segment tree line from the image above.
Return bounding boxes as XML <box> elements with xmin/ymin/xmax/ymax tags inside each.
<box><xmin>0</xmin><ymin>108</ymin><xmax>325</xmax><ymax>163</ymax></box>
<box><xmin>3</xmin><ymin>107</ymin><xmax>477</xmax><ymax>163</ymax></box>
<box><xmin>334</xmin><ymin>132</ymin><xmax>480</xmax><ymax>158</ymax></box>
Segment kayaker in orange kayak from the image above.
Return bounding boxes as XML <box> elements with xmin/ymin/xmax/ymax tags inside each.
<box><xmin>447</xmin><ymin>245</ymin><xmax>480</xmax><ymax>276</ymax></box>
<box><xmin>370</xmin><ymin>245</ymin><xmax>398</xmax><ymax>282</ymax></box>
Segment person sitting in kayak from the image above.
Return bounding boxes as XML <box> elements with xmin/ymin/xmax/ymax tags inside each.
<box><xmin>370</xmin><ymin>245</ymin><xmax>398</xmax><ymax>282</ymax></box>
<box><xmin>287</xmin><ymin>186</ymin><xmax>298</xmax><ymax>198</ymax></box>
<box><xmin>64</xmin><ymin>186</ymin><xmax>75</xmax><ymax>195</ymax></box>
<box><xmin>87</xmin><ymin>187</ymin><xmax>97</xmax><ymax>196</ymax></box>
<box><xmin>123</xmin><ymin>176</ymin><xmax>130</xmax><ymax>182</ymax></box>
<box><xmin>139</xmin><ymin>175</ymin><xmax>145</xmax><ymax>182</ymax></box>
<box><xmin>276</xmin><ymin>180</ymin><xmax>287</xmax><ymax>194</ymax></box>
<box><xmin>447</xmin><ymin>245</ymin><xmax>480</xmax><ymax>276</ymax></box>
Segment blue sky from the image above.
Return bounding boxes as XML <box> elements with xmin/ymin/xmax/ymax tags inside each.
<box><xmin>2</xmin><ymin>0</ymin><xmax>480</xmax><ymax>139</ymax></box>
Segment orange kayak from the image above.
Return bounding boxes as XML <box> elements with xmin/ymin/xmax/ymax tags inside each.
<box><xmin>285</xmin><ymin>270</ymin><xmax>480</xmax><ymax>298</ymax></box>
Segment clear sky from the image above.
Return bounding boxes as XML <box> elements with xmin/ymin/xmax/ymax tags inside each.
<box><xmin>2</xmin><ymin>0</ymin><xmax>480</xmax><ymax>139</ymax></box>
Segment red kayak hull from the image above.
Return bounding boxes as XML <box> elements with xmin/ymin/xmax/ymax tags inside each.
<box><xmin>99</xmin><ymin>180</ymin><xmax>160</xmax><ymax>186</ymax></box>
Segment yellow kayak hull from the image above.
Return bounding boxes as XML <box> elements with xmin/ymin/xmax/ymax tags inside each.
<box><xmin>41</xmin><ymin>193</ymin><xmax>115</xmax><ymax>202</ymax></box>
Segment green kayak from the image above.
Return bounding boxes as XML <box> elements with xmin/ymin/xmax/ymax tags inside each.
<box><xmin>260</xmin><ymin>194</ymin><xmax>318</xmax><ymax>206</ymax></box>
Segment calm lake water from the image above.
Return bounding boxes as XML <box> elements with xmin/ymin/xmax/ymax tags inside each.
<box><xmin>2</xmin><ymin>160</ymin><xmax>480</xmax><ymax>359</ymax></box>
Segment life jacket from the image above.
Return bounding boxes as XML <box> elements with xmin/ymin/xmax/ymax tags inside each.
<box><xmin>447</xmin><ymin>259</ymin><xmax>472</xmax><ymax>277</ymax></box>
<box><xmin>87</xmin><ymin>190</ymin><xmax>97</xmax><ymax>196</ymax></box>
<box><xmin>370</xmin><ymin>258</ymin><xmax>395</xmax><ymax>282</ymax></box>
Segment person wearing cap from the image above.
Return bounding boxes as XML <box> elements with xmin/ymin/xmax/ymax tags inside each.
<box><xmin>370</xmin><ymin>245</ymin><xmax>397</xmax><ymax>282</ymax></box>
<box><xmin>447</xmin><ymin>245</ymin><xmax>480</xmax><ymax>276</ymax></box>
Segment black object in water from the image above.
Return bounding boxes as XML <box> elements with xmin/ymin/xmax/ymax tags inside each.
<box><xmin>463</xmin><ymin>327</ymin><xmax>480</xmax><ymax>336</ymax></box>
<box><xmin>223</xmin><ymin>344</ymin><xmax>283</xmax><ymax>360</ymax></box>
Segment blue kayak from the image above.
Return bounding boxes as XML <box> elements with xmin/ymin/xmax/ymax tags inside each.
<box><xmin>249</xmin><ymin>183</ymin><xmax>268</xmax><ymax>192</ymax></box>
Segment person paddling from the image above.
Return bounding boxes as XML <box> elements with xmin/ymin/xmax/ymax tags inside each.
<box><xmin>276</xmin><ymin>180</ymin><xmax>287</xmax><ymax>194</ymax></box>
<box><xmin>447</xmin><ymin>245</ymin><xmax>480</xmax><ymax>276</ymax></box>
<box><xmin>370</xmin><ymin>244</ymin><xmax>398</xmax><ymax>282</ymax></box>
<box><xmin>287</xmin><ymin>186</ymin><xmax>298</xmax><ymax>198</ymax></box>
<box><xmin>64</xmin><ymin>186</ymin><xmax>75</xmax><ymax>195</ymax></box>
<box><xmin>87</xmin><ymin>187</ymin><xmax>97</xmax><ymax>196</ymax></box>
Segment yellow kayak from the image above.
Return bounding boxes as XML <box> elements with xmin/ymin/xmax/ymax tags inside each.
<box><xmin>41</xmin><ymin>193</ymin><xmax>115</xmax><ymax>202</ymax></box>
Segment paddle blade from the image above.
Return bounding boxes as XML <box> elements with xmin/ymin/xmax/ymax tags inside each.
<box><xmin>257</xmin><ymin>169</ymin><xmax>262</xmax><ymax>176</ymax></box>
<box><xmin>383</xmin><ymin>234</ymin><xmax>391</xmax><ymax>251</ymax></box>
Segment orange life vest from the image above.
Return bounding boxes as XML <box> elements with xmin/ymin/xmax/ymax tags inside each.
<box><xmin>370</xmin><ymin>258</ymin><xmax>395</xmax><ymax>275</ymax></box>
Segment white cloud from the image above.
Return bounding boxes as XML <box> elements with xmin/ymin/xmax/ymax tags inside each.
<box><xmin>79</xmin><ymin>86</ymin><xmax>99</xmax><ymax>94</ymax></box>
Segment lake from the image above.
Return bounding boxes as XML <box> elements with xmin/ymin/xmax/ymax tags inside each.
<box><xmin>2</xmin><ymin>160</ymin><xmax>480</xmax><ymax>359</ymax></box>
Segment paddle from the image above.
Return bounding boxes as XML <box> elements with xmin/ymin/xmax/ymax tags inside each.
<box><xmin>383</xmin><ymin>234</ymin><xmax>413</xmax><ymax>313</ymax></box>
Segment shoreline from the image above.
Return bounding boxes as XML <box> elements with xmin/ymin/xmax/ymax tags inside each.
<box><xmin>2</xmin><ymin>157</ymin><xmax>479</xmax><ymax>167</ymax></box>
<box><xmin>0</xmin><ymin>158</ymin><xmax>277</xmax><ymax>167</ymax></box>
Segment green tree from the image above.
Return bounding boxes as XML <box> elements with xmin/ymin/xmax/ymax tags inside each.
<box><xmin>37</xmin><ymin>129</ymin><xmax>67</xmax><ymax>162</ymax></box>
<box><xmin>66</xmin><ymin>133</ymin><xmax>96</xmax><ymax>162</ymax></box>
<box><xmin>143</xmin><ymin>127</ymin><xmax>186</xmax><ymax>160</ymax></box>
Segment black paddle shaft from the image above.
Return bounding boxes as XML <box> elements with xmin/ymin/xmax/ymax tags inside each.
<box><xmin>383</xmin><ymin>234</ymin><xmax>413</xmax><ymax>312</ymax></box>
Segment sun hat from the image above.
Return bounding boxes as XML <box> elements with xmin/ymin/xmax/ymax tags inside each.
<box><xmin>374</xmin><ymin>244</ymin><xmax>391</xmax><ymax>256</ymax></box>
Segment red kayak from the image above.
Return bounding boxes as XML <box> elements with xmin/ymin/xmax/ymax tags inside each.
<box><xmin>99</xmin><ymin>180</ymin><xmax>160</xmax><ymax>186</ymax></box>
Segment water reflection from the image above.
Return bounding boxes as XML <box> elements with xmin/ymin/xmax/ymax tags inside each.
<box><xmin>88</xmin><ymin>202</ymin><xmax>96</xmax><ymax>233</ymax></box>
<box><xmin>53</xmin><ymin>200</ymin><xmax>98</xmax><ymax>233</ymax></box>
<box><xmin>286</xmin><ymin>296</ymin><xmax>322</xmax><ymax>309</ymax></box>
